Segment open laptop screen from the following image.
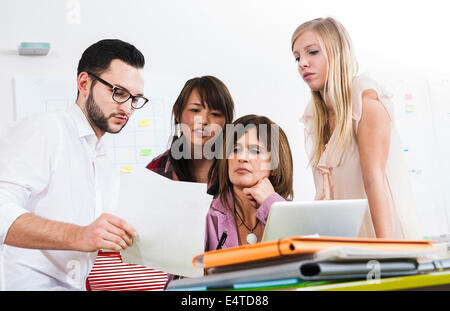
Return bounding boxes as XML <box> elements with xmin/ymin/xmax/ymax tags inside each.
<box><xmin>262</xmin><ymin>199</ymin><xmax>368</xmax><ymax>242</ymax></box>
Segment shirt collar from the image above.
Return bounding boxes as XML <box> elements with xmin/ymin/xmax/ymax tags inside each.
<box><xmin>211</xmin><ymin>190</ymin><xmax>234</xmax><ymax>215</ymax></box>
<box><xmin>68</xmin><ymin>104</ymin><xmax>107</xmax><ymax>155</ymax></box>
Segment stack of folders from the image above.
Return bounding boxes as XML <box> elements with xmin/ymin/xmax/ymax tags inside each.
<box><xmin>168</xmin><ymin>236</ymin><xmax>450</xmax><ymax>290</ymax></box>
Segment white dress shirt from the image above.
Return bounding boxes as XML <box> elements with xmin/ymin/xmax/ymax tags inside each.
<box><xmin>0</xmin><ymin>104</ymin><xmax>119</xmax><ymax>290</ymax></box>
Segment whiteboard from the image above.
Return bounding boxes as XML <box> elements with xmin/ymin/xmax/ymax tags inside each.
<box><xmin>377</xmin><ymin>76</ymin><xmax>450</xmax><ymax>236</ymax></box>
<box><xmin>13</xmin><ymin>75</ymin><xmax>181</xmax><ymax>174</ymax></box>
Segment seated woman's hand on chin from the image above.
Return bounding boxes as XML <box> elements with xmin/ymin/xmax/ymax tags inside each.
<box><xmin>243</xmin><ymin>177</ymin><xmax>275</xmax><ymax>208</ymax></box>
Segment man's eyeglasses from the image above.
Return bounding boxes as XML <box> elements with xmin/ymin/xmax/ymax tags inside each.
<box><xmin>87</xmin><ymin>72</ymin><xmax>149</xmax><ymax>109</ymax></box>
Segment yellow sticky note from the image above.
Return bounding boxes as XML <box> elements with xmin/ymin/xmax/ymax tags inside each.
<box><xmin>121</xmin><ymin>166</ymin><xmax>133</xmax><ymax>174</ymax></box>
<box><xmin>47</xmin><ymin>106</ymin><xmax>65</xmax><ymax>112</ymax></box>
<box><xmin>139</xmin><ymin>119</ymin><xmax>150</xmax><ymax>127</ymax></box>
<box><xmin>405</xmin><ymin>103</ymin><xmax>415</xmax><ymax>113</ymax></box>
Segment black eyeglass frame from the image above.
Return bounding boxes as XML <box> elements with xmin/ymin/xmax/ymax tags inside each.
<box><xmin>87</xmin><ymin>72</ymin><xmax>149</xmax><ymax>109</ymax></box>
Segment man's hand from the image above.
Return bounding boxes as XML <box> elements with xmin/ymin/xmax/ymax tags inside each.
<box><xmin>74</xmin><ymin>213</ymin><xmax>137</xmax><ymax>252</ymax></box>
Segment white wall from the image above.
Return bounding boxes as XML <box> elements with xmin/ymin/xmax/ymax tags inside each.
<box><xmin>1</xmin><ymin>0</ymin><xmax>449</xmax><ymax>236</ymax></box>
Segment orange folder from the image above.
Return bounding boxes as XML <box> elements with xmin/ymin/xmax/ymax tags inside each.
<box><xmin>193</xmin><ymin>236</ymin><xmax>436</xmax><ymax>269</ymax></box>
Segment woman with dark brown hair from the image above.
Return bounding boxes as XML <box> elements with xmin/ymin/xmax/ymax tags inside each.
<box><xmin>146</xmin><ymin>75</ymin><xmax>235</xmax><ymax>195</ymax></box>
<box><xmin>204</xmin><ymin>115</ymin><xmax>294</xmax><ymax>251</ymax></box>
<box><xmin>147</xmin><ymin>76</ymin><xmax>235</xmax><ymax>287</ymax></box>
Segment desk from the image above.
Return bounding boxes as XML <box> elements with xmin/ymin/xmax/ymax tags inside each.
<box><xmin>230</xmin><ymin>270</ymin><xmax>450</xmax><ymax>291</ymax></box>
<box><xmin>289</xmin><ymin>270</ymin><xmax>450</xmax><ymax>291</ymax></box>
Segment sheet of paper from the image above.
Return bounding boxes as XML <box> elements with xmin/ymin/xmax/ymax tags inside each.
<box><xmin>114</xmin><ymin>167</ymin><xmax>212</xmax><ymax>277</ymax></box>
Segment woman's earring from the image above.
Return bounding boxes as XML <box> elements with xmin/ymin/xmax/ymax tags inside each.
<box><xmin>175</xmin><ymin>123</ymin><xmax>182</xmax><ymax>138</ymax></box>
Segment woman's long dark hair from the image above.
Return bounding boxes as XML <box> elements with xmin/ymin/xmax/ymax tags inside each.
<box><xmin>168</xmin><ymin>76</ymin><xmax>235</xmax><ymax>182</ymax></box>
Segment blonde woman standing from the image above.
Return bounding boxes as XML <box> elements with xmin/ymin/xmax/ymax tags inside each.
<box><xmin>291</xmin><ymin>17</ymin><xmax>421</xmax><ymax>239</ymax></box>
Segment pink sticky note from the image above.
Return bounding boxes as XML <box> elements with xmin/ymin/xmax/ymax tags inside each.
<box><xmin>405</xmin><ymin>93</ymin><xmax>413</xmax><ymax>101</ymax></box>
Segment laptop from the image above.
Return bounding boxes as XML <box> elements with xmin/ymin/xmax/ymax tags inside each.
<box><xmin>261</xmin><ymin>199</ymin><xmax>368</xmax><ymax>242</ymax></box>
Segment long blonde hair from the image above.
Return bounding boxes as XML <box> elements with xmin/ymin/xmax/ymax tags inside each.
<box><xmin>291</xmin><ymin>17</ymin><xmax>358</xmax><ymax>167</ymax></box>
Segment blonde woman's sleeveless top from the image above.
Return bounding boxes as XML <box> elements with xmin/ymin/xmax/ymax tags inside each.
<box><xmin>301</xmin><ymin>73</ymin><xmax>421</xmax><ymax>239</ymax></box>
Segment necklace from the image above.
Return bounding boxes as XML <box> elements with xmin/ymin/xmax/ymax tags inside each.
<box><xmin>234</xmin><ymin>208</ymin><xmax>260</xmax><ymax>245</ymax></box>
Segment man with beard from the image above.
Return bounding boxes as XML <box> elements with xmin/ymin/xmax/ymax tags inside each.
<box><xmin>0</xmin><ymin>39</ymin><xmax>149</xmax><ymax>290</ymax></box>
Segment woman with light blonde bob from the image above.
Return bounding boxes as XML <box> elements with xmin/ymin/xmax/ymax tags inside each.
<box><xmin>291</xmin><ymin>17</ymin><xmax>421</xmax><ymax>239</ymax></box>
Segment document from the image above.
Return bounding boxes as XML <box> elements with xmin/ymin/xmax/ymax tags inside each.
<box><xmin>114</xmin><ymin>167</ymin><xmax>212</xmax><ymax>277</ymax></box>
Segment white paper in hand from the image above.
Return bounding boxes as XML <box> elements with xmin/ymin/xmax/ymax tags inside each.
<box><xmin>114</xmin><ymin>167</ymin><xmax>212</xmax><ymax>277</ymax></box>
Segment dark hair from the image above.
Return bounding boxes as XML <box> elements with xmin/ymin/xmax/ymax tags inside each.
<box><xmin>77</xmin><ymin>39</ymin><xmax>145</xmax><ymax>76</ymax></box>
<box><xmin>217</xmin><ymin>114</ymin><xmax>294</xmax><ymax>219</ymax></box>
<box><xmin>169</xmin><ymin>76</ymin><xmax>235</xmax><ymax>181</ymax></box>
<box><xmin>76</xmin><ymin>39</ymin><xmax>145</xmax><ymax>96</ymax></box>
